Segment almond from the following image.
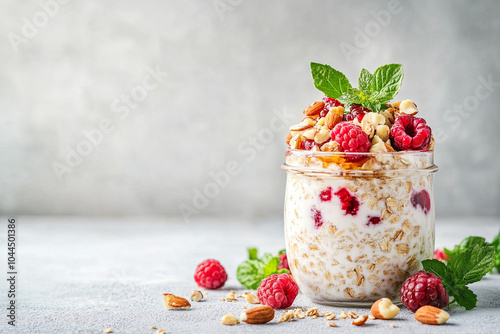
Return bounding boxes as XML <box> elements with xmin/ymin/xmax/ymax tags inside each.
<box><xmin>303</xmin><ymin>101</ymin><xmax>324</xmax><ymax>116</ymax></box>
<box><xmin>352</xmin><ymin>314</ymin><xmax>369</xmax><ymax>326</ymax></box>
<box><xmin>370</xmin><ymin>298</ymin><xmax>400</xmax><ymax>320</ymax></box>
<box><xmin>415</xmin><ymin>306</ymin><xmax>449</xmax><ymax>325</ymax></box>
<box><xmin>240</xmin><ymin>306</ymin><xmax>275</xmax><ymax>324</ymax></box>
<box><xmin>326</xmin><ymin>111</ymin><xmax>343</xmax><ymax>129</ymax></box>
<box><xmin>162</xmin><ymin>293</ymin><xmax>191</xmax><ymax>310</ymax></box>
<box><xmin>290</xmin><ymin>117</ymin><xmax>316</xmax><ymax>131</ymax></box>
<box><xmin>286</xmin><ymin>132</ymin><xmax>292</xmax><ymax>145</ymax></box>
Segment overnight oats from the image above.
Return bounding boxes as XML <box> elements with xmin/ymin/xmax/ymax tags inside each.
<box><xmin>282</xmin><ymin>63</ymin><xmax>438</xmax><ymax>306</ymax></box>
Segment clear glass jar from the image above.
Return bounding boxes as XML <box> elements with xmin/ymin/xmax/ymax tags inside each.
<box><xmin>282</xmin><ymin>149</ymin><xmax>438</xmax><ymax>307</ymax></box>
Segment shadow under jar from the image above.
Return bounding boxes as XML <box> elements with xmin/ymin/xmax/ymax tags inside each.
<box><xmin>282</xmin><ymin>149</ymin><xmax>438</xmax><ymax>307</ymax></box>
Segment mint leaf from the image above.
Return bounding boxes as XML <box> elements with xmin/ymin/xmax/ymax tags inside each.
<box><xmin>490</xmin><ymin>230</ymin><xmax>500</xmax><ymax>273</ymax></box>
<box><xmin>450</xmin><ymin>285</ymin><xmax>477</xmax><ymax>310</ymax></box>
<box><xmin>311</xmin><ymin>62</ymin><xmax>352</xmax><ymax>99</ymax></box>
<box><xmin>447</xmin><ymin>244</ymin><xmax>495</xmax><ymax>284</ymax></box>
<box><xmin>370</xmin><ymin>64</ymin><xmax>403</xmax><ymax>103</ymax></box>
<box><xmin>278</xmin><ymin>249</ymin><xmax>287</xmax><ymax>255</ymax></box>
<box><xmin>236</xmin><ymin>249</ymin><xmax>290</xmax><ymax>289</ymax></box>
<box><xmin>358</xmin><ymin>68</ymin><xmax>374</xmax><ymax>93</ymax></box>
<box><xmin>248</xmin><ymin>247</ymin><xmax>258</xmax><ymax>260</ymax></box>
<box><xmin>422</xmin><ymin>259</ymin><xmax>451</xmax><ymax>281</ymax></box>
<box><xmin>444</xmin><ymin>236</ymin><xmax>488</xmax><ymax>257</ymax></box>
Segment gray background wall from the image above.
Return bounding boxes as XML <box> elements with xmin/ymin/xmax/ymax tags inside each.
<box><xmin>1</xmin><ymin>0</ymin><xmax>499</xmax><ymax>220</ymax></box>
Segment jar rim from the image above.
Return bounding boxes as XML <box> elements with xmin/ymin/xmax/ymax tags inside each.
<box><xmin>282</xmin><ymin>148</ymin><xmax>438</xmax><ymax>177</ymax></box>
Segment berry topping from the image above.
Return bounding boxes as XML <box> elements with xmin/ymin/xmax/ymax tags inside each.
<box><xmin>433</xmin><ymin>249</ymin><xmax>450</xmax><ymax>261</ymax></box>
<box><xmin>300</xmin><ymin>139</ymin><xmax>316</xmax><ymax>151</ymax></box>
<box><xmin>320</xmin><ymin>96</ymin><xmax>343</xmax><ymax>117</ymax></box>
<box><xmin>331</xmin><ymin>122</ymin><xmax>371</xmax><ymax>158</ymax></box>
<box><xmin>194</xmin><ymin>259</ymin><xmax>227</xmax><ymax>289</ymax></box>
<box><xmin>390</xmin><ymin>115</ymin><xmax>432</xmax><ymax>151</ymax></box>
<box><xmin>343</xmin><ymin>103</ymin><xmax>370</xmax><ymax>122</ymax></box>
<box><xmin>277</xmin><ymin>253</ymin><xmax>290</xmax><ymax>271</ymax></box>
<box><xmin>319</xmin><ymin>187</ymin><xmax>333</xmax><ymax>202</ymax></box>
<box><xmin>334</xmin><ymin>187</ymin><xmax>360</xmax><ymax>216</ymax></box>
<box><xmin>411</xmin><ymin>189</ymin><xmax>431</xmax><ymax>214</ymax></box>
<box><xmin>400</xmin><ymin>270</ymin><xmax>449</xmax><ymax>312</ymax></box>
<box><xmin>257</xmin><ymin>274</ymin><xmax>299</xmax><ymax>309</ymax></box>
<box><xmin>367</xmin><ymin>216</ymin><xmax>382</xmax><ymax>226</ymax></box>
<box><xmin>311</xmin><ymin>206</ymin><xmax>324</xmax><ymax>228</ymax></box>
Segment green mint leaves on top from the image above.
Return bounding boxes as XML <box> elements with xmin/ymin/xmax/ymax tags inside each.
<box><xmin>236</xmin><ymin>248</ymin><xmax>289</xmax><ymax>289</ymax></box>
<box><xmin>310</xmin><ymin>63</ymin><xmax>404</xmax><ymax>113</ymax></box>
<box><xmin>422</xmin><ymin>243</ymin><xmax>496</xmax><ymax>310</ymax></box>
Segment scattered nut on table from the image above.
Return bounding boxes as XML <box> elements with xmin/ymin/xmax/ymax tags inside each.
<box><xmin>190</xmin><ymin>290</ymin><xmax>203</xmax><ymax>302</ymax></box>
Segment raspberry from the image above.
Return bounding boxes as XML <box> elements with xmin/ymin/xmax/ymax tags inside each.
<box><xmin>257</xmin><ymin>274</ymin><xmax>299</xmax><ymax>309</ymax></box>
<box><xmin>411</xmin><ymin>189</ymin><xmax>431</xmax><ymax>214</ymax></box>
<box><xmin>300</xmin><ymin>139</ymin><xmax>316</xmax><ymax>150</ymax></box>
<box><xmin>433</xmin><ymin>249</ymin><xmax>450</xmax><ymax>261</ymax></box>
<box><xmin>367</xmin><ymin>216</ymin><xmax>382</xmax><ymax>226</ymax></box>
<box><xmin>343</xmin><ymin>103</ymin><xmax>370</xmax><ymax>122</ymax></box>
<box><xmin>319</xmin><ymin>187</ymin><xmax>333</xmax><ymax>202</ymax></box>
<box><xmin>194</xmin><ymin>259</ymin><xmax>227</xmax><ymax>289</ymax></box>
<box><xmin>334</xmin><ymin>187</ymin><xmax>360</xmax><ymax>216</ymax></box>
<box><xmin>277</xmin><ymin>253</ymin><xmax>290</xmax><ymax>271</ymax></box>
<box><xmin>320</xmin><ymin>96</ymin><xmax>343</xmax><ymax>117</ymax></box>
<box><xmin>331</xmin><ymin>122</ymin><xmax>371</xmax><ymax>160</ymax></box>
<box><xmin>401</xmin><ymin>271</ymin><xmax>449</xmax><ymax>312</ymax></box>
<box><xmin>390</xmin><ymin>115</ymin><xmax>432</xmax><ymax>151</ymax></box>
<box><xmin>311</xmin><ymin>206</ymin><xmax>324</xmax><ymax>228</ymax></box>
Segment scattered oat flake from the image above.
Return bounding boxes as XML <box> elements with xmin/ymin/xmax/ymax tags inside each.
<box><xmin>327</xmin><ymin>321</ymin><xmax>337</xmax><ymax>327</ymax></box>
<box><xmin>340</xmin><ymin>311</ymin><xmax>348</xmax><ymax>319</ymax></box>
<box><xmin>391</xmin><ymin>323</ymin><xmax>396</xmax><ymax>328</ymax></box>
<box><xmin>326</xmin><ymin>314</ymin><xmax>337</xmax><ymax>320</ymax></box>
<box><xmin>103</xmin><ymin>329</ymin><xmax>112</xmax><ymax>334</ymax></box>
<box><xmin>157</xmin><ymin>329</ymin><xmax>166</xmax><ymax>334</ymax></box>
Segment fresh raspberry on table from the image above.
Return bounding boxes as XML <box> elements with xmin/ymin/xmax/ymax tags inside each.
<box><xmin>330</xmin><ymin>122</ymin><xmax>371</xmax><ymax>158</ymax></box>
<box><xmin>320</xmin><ymin>96</ymin><xmax>343</xmax><ymax>117</ymax></box>
<box><xmin>277</xmin><ymin>253</ymin><xmax>290</xmax><ymax>271</ymax></box>
<box><xmin>257</xmin><ymin>274</ymin><xmax>299</xmax><ymax>309</ymax></box>
<box><xmin>343</xmin><ymin>103</ymin><xmax>370</xmax><ymax>122</ymax></box>
<box><xmin>400</xmin><ymin>270</ymin><xmax>449</xmax><ymax>312</ymax></box>
<box><xmin>194</xmin><ymin>259</ymin><xmax>227</xmax><ymax>289</ymax></box>
<box><xmin>390</xmin><ymin>115</ymin><xmax>432</xmax><ymax>151</ymax></box>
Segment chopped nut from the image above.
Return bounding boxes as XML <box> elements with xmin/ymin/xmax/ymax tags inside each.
<box><xmin>321</xmin><ymin>141</ymin><xmax>340</xmax><ymax>152</ymax></box>
<box><xmin>290</xmin><ymin>117</ymin><xmax>316</xmax><ymax>131</ymax></box>
<box><xmin>399</xmin><ymin>99</ymin><xmax>418</xmax><ymax>115</ymax></box>
<box><xmin>244</xmin><ymin>293</ymin><xmax>260</xmax><ymax>304</ymax></box>
<box><xmin>156</xmin><ymin>330</ymin><xmax>165</xmax><ymax>334</ymax></box>
<box><xmin>163</xmin><ymin>293</ymin><xmax>191</xmax><ymax>310</ymax></box>
<box><xmin>190</xmin><ymin>290</ymin><xmax>203</xmax><ymax>302</ymax></box>
<box><xmin>352</xmin><ymin>315</ymin><xmax>369</xmax><ymax>326</ymax></box>
<box><xmin>221</xmin><ymin>313</ymin><xmax>239</xmax><ymax>326</ymax></box>
<box><xmin>103</xmin><ymin>329</ymin><xmax>113</xmax><ymax>334</ymax></box>
<box><xmin>371</xmin><ymin>298</ymin><xmax>400</xmax><ymax>319</ymax></box>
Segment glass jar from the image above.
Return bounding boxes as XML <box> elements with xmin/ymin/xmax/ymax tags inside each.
<box><xmin>282</xmin><ymin>149</ymin><xmax>438</xmax><ymax>307</ymax></box>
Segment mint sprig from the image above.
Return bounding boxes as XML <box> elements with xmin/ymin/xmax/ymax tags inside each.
<box><xmin>422</xmin><ymin>244</ymin><xmax>495</xmax><ymax>310</ymax></box>
<box><xmin>444</xmin><ymin>233</ymin><xmax>500</xmax><ymax>273</ymax></box>
<box><xmin>236</xmin><ymin>248</ymin><xmax>289</xmax><ymax>289</ymax></box>
<box><xmin>310</xmin><ymin>63</ymin><xmax>403</xmax><ymax>113</ymax></box>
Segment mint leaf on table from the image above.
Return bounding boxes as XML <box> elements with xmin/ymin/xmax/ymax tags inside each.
<box><xmin>310</xmin><ymin>62</ymin><xmax>352</xmax><ymax>99</ymax></box>
<box><xmin>236</xmin><ymin>248</ymin><xmax>290</xmax><ymax>289</ymax></box>
<box><xmin>491</xmin><ymin>230</ymin><xmax>500</xmax><ymax>272</ymax></box>
<box><xmin>422</xmin><ymin>244</ymin><xmax>495</xmax><ymax>310</ymax></box>
<box><xmin>444</xmin><ymin>236</ymin><xmax>488</xmax><ymax>257</ymax></box>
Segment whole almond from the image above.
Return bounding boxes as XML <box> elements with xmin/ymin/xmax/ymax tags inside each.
<box><xmin>415</xmin><ymin>306</ymin><xmax>449</xmax><ymax>325</ymax></box>
<box><xmin>303</xmin><ymin>101</ymin><xmax>324</xmax><ymax>116</ymax></box>
<box><xmin>326</xmin><ymin>112</ymin><xmax>342</xmax><ymax>129</ymax></box>
<box><xmin>370</xmin><ymin>298</ymin><xmax>400</xmax><ymax>320</ymax></box>
<box><xmin>163</xmin><ymin>293</ymin><xmax>191</xmax><ymax>310</ymax></box>
<box><xmin>240</xmin><ymin>306</ymin><xmax>275</xmax><ymax>324</ymax></box>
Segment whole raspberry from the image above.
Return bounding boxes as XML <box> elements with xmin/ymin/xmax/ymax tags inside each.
<box><xmin>257</xmin><ymin>274</ymin><xmax>298</xmax><ymax>309</ymax></box>
<box><xmin>277</xmin><ymin>253</ymin><xmax>290</xmax><ymax>271</ymax></box>
<box><xmin>401</xmin><ymin>271</ymin><xmax>449</xmax><ymax>312</ymax></box>
<box><xmin>331</xmin><ymin>122</ymin><xmax>371</xmax><ymax>159</ymax></box>
<box><xmin>390</xmin><ymin>115</ymin><xmax>432</xmax><ymax>151</ymax></box>
<box><xmin>194</xmin><ymin>259</ymin><xmax>227</xmax><ymax>289</ymax></box>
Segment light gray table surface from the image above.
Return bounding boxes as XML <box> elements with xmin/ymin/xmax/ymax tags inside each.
<box><xmin>0</xmin><ymin>216</ymin><xmax>499</xmax><ymax>334</ymax></box>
